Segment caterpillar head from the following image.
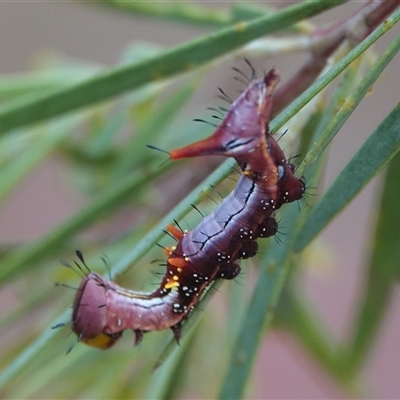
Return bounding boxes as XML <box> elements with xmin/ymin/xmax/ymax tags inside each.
<box><xmin>72</xmin><ymin>272</ymin><xmax>122</xmax><ymax>350</ymax></box>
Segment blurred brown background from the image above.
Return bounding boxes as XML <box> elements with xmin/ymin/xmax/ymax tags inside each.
<box><xmin>0</xmin><ymin>2</ymin><xmax>399</xmax><ymax>398</ymax></box>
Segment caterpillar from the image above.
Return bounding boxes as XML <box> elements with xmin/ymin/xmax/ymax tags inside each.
<box><xmin>70</xmin><ymin>66</ymin><xmax>305</xmax><ymax>350</ymax></box>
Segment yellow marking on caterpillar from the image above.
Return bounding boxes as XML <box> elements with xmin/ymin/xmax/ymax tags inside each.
<box><xmin>164</xmin><ymin>281</ymin><xmax>180</xmax><ymax>289</ymax></box>
<box><xmin>83</xmin><ymin>333</ymin><xmax>114</xmax><ymax>350</ymax></box>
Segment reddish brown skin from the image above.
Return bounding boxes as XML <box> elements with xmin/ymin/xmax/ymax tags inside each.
<box><xmin>72</xmin><ymin>273</ymin><xmax>107</xmax><ymax>339</ymax></box>
<box><xmin>72</xmin><ymin>273</ymin><xmax>122</xmax><ymax>349</ymax></box>
<box><xmin>71</xmin><ymin>67</ymin><xmax>305</xmax><ymax>349</ymax></box>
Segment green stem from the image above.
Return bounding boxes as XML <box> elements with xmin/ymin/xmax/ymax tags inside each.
<box><xmin>0</xmin><ymin>1</ymin><xmax>347</xmax><ymax>135</ymax></box>
<box><xmin>273</xmin><ymin>10</ymin><xmax>400</xmax><ymax>137</ymax></box>
<box><xmin>0</xmin><ymin>163</ymin><xmax>172</xmax><ymax>284</ymax></box>
<box><xmin>294</xmin><ymin>37</ymin><xmax>400</xmax><ymax>252</ymax></box>
<box><xmin>274</xmin><ymin>286</ymin><xmax>354</xmax><ymax>388</ymax></box>
<box><xmin>346</xmin><ymin>147</ymin><xmax>400</xmax><ymax>376</ymax></box>
<box><xmin>218</xmin><ymin>204</ymin><xmax>301</xmax><ymax>400</ymax></box>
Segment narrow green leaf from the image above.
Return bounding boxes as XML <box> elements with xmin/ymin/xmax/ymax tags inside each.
<box><xmin>346</xmin><ymin>136</ymin><xmax>400</xmax><ymax>375</ymax></box>
<box><xmin>218</xmin><ymin>204</ymin><xmax>302</xmax><ymax>399</ymax></box>
<box><xmin>0</xmin><ymin>117</ymin><xmax>82</xmax><ymax>205</ymax></box>
<box><xmin>0</xmin><ymin>0</ymin><xmax>347</xmax><ymax>135</ymax></box>
<box><xmin>0</xmin><ymin>307</ymin><xmax>70</xmax><ymax>388</ymax></box>
<box><xmin>116</xmin><ymin>82</ymin><xmax>198</xmax><ymax>173</ymax></box>
<box><xmin>273</xmin><ymin>14</ymin><xmax>400</xmax><ymax>137</ymax></box>
<box><xmin>25</xmin><ymin>19</ymin><xmax>394</xmax><ymax>394</ymax></box>
<box><xmin>0</xmin><ymin>82</ymin><xmax>201</xmax><ymax>286</ymax></box>
<box><xmin>274</xmin><ymin>285</ymin><xmax>352</xmax><ymax>386</ymax></box>
<box><xmin>0</xmin><ymin>163</ymin><xmax>230</xmax><ymax>387</ymax></box>
<box><xmin>295</xmin><ymin>103</ymin><xmax>400</xmax><ymax>252</ymax></box>
<box><xmin>0</xmin><ymin>68</ymin><xmax>98</xmax><ymax>98</ymax></box>
<box><xmin>101</xmin><ymin>0</ymin><xmax>232</xmax><ymax>26</ymax></box>
<box><xmin>0</xmin><ymin>163</ymin><xmax>173</xmax><ymax>284</ymax></box>
<box><xmin>102</xmin><ymin>0</ymin><xmax>310</xmax><ymax>33</ymax></box>
<box><xmin>144</xmin><ymin>328</ymin><xmax>197</xmax><ymax>400</ymax></box>
<box><xmin>218</xmin><ymin>28</ymin><xmax>400</xmax><ymax>398</ymax></box>
<box><xmin>2</xmin><ymin>6</ymin><xmax>399</xmax><ymax>397</ymax></box>
<box><xmin>294</xmin><ymin>29</ymin><xmax>400</xmax><ymax>251</ymax></box>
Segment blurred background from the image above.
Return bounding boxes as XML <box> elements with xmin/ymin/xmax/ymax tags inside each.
<box><xmin>0</xmin><ymin>1</ymin><xmax>399</xmax><ymax>399</ymax></box>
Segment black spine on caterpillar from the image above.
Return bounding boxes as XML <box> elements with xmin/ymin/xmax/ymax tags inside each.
<box><xmin>71</xmin><ymin>67</ymin><xmax>305</xmax><ymax>350</ymax></box>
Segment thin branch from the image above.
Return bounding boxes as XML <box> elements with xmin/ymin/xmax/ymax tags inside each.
<box><xmin>272</xmin><ymin>0</ymin><xmax>400</xmax><ymax>117</ymax></box>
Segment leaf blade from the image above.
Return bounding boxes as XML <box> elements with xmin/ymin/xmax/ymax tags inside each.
<box><xmin>0</xmin><ymin>1</ymin><xmax>348</xmax><ymax>135</ymax></box>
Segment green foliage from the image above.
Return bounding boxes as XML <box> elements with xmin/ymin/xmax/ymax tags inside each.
<box><xmin>0</xmin><ymin>2</ymin><xmax>399</xmax><ymax>399</ymax></box>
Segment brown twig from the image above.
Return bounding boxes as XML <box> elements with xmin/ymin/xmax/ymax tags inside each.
<box><xmin>271</xmin><ymin>0</ymin><xmax>400</xmax><ymax>117</ymax></box>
